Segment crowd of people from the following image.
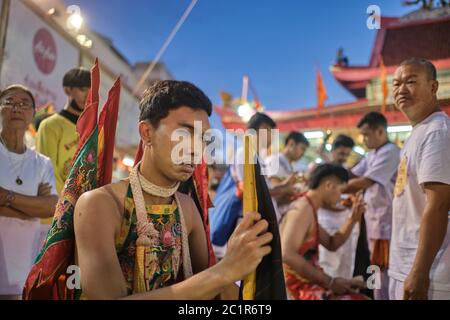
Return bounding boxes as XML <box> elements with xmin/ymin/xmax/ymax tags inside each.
<box><xmin>210</xmin><ymin>57</ymin><xmax>450</xmax><ymax>300</ymax></box>
<box><xmin>0</xmin><ymin>58</ymin><xmax>449</xmax><ymax>300</ymax></box>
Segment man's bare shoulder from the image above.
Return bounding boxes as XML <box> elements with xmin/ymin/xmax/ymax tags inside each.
<box><xmin>103</xmin><ymin>179</ymin><xmax>129</xmax><ymax>198</ymax></box>
<box><xmin>175</xmin><ymin>191</ymin><xmax>196</xmax><ymax>208</ymax></box>
<box><xmin>175</xmin><ymin>192</ymin><xmax>197</xmax><ymax>228</ymax></box>
<box><xmin>75</xmin><ymin>180</ymin><xmax>129</xmax><ymax>224</ymax></box>
<box><xmin>290</xmin><ymin>197</ymin><xmax>313</xmax><ymax>211</ymax></box>
<box><xmin>285</xmin><ymin>197</ymin><xmax>314</xmax><ymax>221</ymax></box>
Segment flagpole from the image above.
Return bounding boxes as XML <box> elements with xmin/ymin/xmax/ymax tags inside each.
<box><xmin>241</xmin><ymin>74</ymin><xmax>249</xmax><ymax>103</ymax></box>
<box><xmin>379</xmin><ymin>55</ymin><xmax>388</xmax><ymax>114</ymax></box>
<box><xmin>248</xmin><ymin>77</ymin><xmax>261</xmax><ymax>110</ymax></box>
<box><xmin>133</xmin><ymin>0</ymin><xmax>198</xmax><ymax>95</ymax></box>
<box><xmin>242</xmin><ymin>134</ymin><xmax>258</xmax><ymax>300</ymax></box>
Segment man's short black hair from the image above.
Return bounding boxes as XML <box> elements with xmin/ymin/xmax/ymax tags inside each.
<box><xmin>139</xmin><ymin>80</ymin><xmax>212</xmax><ymax>128</ymax></box>
<box><xmin>357</xmin><ymin>111</ymin><xmax>387</xmax><ymax>130</ymax></box>
<box><xmin>399</xmin><ymin>58</ymin><xmax>437</xmax><ymax>81</ymax></box>
<box><xmin>332</xmin><ymin>134</ymin><xmax>355</xmax><ymax>150</ymax></box>
<box><xmin>308</xmin><ymin>163</ymin><xmax>349</xmax><ymax>190</ymax></box>
<box><xmin>285</xmin><ymin>131</ymin><xmax>309</xmax><ymax>146</ymax></box>
<box><xmin>247</xmin><ymin>112</ymin><xmax>276</xmax><ymax>130</ymax></box>
<box><xmin>63</xmin><ymin>68</ymin><xmax>91</xmax><ymax>88</ymax></box>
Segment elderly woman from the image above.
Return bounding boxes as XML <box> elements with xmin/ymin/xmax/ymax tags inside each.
<box><xmin>0</xmin><ymin>85</ymin><xmax>58</xmax><ymax>300</ymax></box>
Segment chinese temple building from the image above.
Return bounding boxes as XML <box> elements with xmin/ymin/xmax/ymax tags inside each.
<box><xmin>216</xmin><ymin>6</ymin><xmax>450</xmax><ymax>159</ymax></box>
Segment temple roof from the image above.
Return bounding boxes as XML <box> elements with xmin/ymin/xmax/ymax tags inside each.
<box><xmin>332</xmin><ymin>12</ymin><xmax>450</xmax><ymax>98</ymax></box>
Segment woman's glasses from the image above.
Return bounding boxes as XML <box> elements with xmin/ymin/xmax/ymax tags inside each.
<box><xmin>1</xmin><ymin>100</ymin><xmax>34</xmax><ymax>110</ymax></box>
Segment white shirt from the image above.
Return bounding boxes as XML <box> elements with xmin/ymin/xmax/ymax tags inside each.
<box><xmin>266</xmin><ymin>153</ymin><xmax>294</xmax><ymax>180</ymax></box>
<box><xmin>352</xmin><ymin>142</ymin><xmax>400</xmax><ymax>240</ymax></box>
<box><xmin>318</xmin><ymin>207</ymin><xmax>359</xmax><ymax>279</ymax></box>
<box><xmin>0</xmin><ymin>143</ymin><xmax>57</xmax><ymax>295</ymax></box>
<box><xmin>266</xmin><ymin>153</ymin><xmax>295</xmax><ymax>217</ymax></box>
<box><xmin>389</xmin><ymin>111</ymin><xmax>450</xmax><ymax>291</ymax></box>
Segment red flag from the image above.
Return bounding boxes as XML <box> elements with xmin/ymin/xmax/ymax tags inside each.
<box><xmin>75</xmin><ymin>58</ymin><xmax>99</xmax><ymax>151</ymax></box>
<box><xmin>380</xmin><ymin>56</ymin><xmax>388</xmax><ymax>114</ymax></box>
<box><xmin>316</xmin><ymin>69</ymin><xmax>328</xmax><ymax>116</ymax></box>
<box><xmin>97</xmin><ymin>78</ymin><xmax>121</xmax><ymax>185</ymax></box>
<box><xmin>192</xmin><ymin>157</ymin><xmax>216</xmax><ymax>266</ymax></box>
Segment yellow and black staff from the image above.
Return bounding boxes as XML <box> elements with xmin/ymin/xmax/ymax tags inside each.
<box><xmin>241</xmin><ymin>135</ymin><xmax>287</xmax><ymax>300</ymax></box>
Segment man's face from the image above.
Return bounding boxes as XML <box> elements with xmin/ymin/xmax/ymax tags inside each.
<box><xmin>65</xmin><ymin>86</ymin><xmax>90</xmax><ymax>110</ymax></box>
<box><xmin>392</xmin><ymin>64</ymin><xmax>438</xmax><ymax>124</ymax></box>
<box><xmin>149</xmin><ymin>106</ymin><xmax>210</xmax><ymax>184</ymax></box>
<box><xmin>0</xmin><ymin>89</ymin><xmax>35</xmax><ymax>131</ymax></box>
<box><xmin>256</xmin><ymin>123</ymin><xmax>274</xmax><ymax>152</ymax></box>
<box><xmin>288</xmin><ymin>141</ymin><xmax>308</xmax><ymax>162</ymax></box>
<box><xmin>332</xmin><ymin>146</ymin><xmax>352</xmax><ymax>165</ymax></box>
<box><xmin>323</xmin><ymin>178</ymin><xmax>346</xmax><ymax>207</ymax></box>
<box><xmin>359</xmin><ymin>123</ymin><xmax>383</xmax><ymax>150</ymax></box>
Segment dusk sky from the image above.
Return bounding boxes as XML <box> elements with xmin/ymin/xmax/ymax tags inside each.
<box><xmin>64</xmin><ymin>0</ymin><xmax>413</xmax><ymax>128</ymax></box>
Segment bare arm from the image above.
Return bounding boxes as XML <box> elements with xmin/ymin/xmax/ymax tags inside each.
<box><xmin>268</xmin><ymin>177</ymin><xmax>291</xmax><ymax>204</ymax></box>
<box><xmin>11</xmin><ymin>193</ymin><xmax>58</xmax><ymax>218</ymax></box>
<box><xmin>344</xmin><ymin>177</ymin><xmax>374</xmax><ymax>194</ymax></box>
<box><xmin>0</xmin><ymin>186</ymin><xmax>57</xmax><ymax>218</ymax></box>
<box><xmin>74</xmin><ymin>190</ymin><xmax>273</xmax><ymax>300</ymax></box>
<box><xmin>319</xmin><ymin>192</ymin><xmax>364</xmax><ymax>252</ymax></box>
<box><xmin>269</xmin><ymin>174</ymin><xmax>297</xmax><ymax>202</ymax></box>
<box><xmin>404</xmin><ymin>183</ymin><xmax>450</xmax><ymax>300</ymax></box>
<box><xmin>269</xmin><ymin>177</ymin><xmax>283</xmax><ymax>187</ymax></box>
<box><xmin>0</xmin><ymin>206</ymin><xmax>32</xmax><ymax>220</ymax></box>
<box><xmin>318</xmin><ymin>220</ymin><xmax>356</xmax><ymax>252</ymax></box>
<box><xmin>186</xmin><ymin>198</ymin><xmax>209</xmax><ymax>274</ymax></box>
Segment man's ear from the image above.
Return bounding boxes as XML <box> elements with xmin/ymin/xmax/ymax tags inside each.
<box><xmin>286</xmin><ymin>139</ymin><xmax>294</xmax><ymax>149</ymax></box>
<box><xmin>431</xmin><ymin>80</ymin><xmax>439</xmax><ymax>96</ymax></box>
<box><xmin>139</xmin><ymin>120</ymin><xmax>155</xmax><ymax>146</ymax></box>
<box><xmin>377</xmin><ymin>127</ymin><xmax>385</xmax><ymax>138</ymax></box>
<box><xmin>323</xmin><ymin>179</ymin><xmax>332</xmax><ymax>191</ymax></box>
<box><xmin>63</xmin><ymin>87</ymin><xmax>72</xmax><ymax>97</ymax></box>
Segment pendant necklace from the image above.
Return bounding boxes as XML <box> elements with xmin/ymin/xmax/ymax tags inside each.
<box><xmin>0</xmin><ymin>135</ymin><xmax>26</xmax><ymax>185</ymax></box>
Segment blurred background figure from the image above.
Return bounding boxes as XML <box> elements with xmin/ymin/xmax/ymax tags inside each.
<box><xmin>345</xmin><ymin>112</ymin><xmax>401</xmax><ymax>300</ymax></box>
<box><xmin>35</xmin><ymin>68</ymin><xmax>91</xmax><ymax>241</ymax></box>
<box><xmin>281</xmin><ymin>164</ymin><xmax>367</xmax><ymax>300</ymax></box>
<box><xmin>266</xmin><ymin>131</ymin><xmax>310</xmax><ymax>218</ymax></box>
<box><xmin>316</xmin><ymin>135</ymin><xmax>360</xmax><ymax>281</ymax></box>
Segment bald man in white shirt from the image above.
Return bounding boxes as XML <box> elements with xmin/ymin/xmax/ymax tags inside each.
<box><xmin>389</xmin><ymin>58</ymin><xmax>450</xmax><ymax>300</ymax></box>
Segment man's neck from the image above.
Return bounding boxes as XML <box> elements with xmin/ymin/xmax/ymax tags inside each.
<box><xmin>0</xmin><ymin>129</ymin><xmax>26</xmax><ymax>154</ymax></box>
<box><xmin>305</xmin><ymin>190</ymin><xmax>323</xmax><ymax>210</ymax></box>
<box><xmin>411</xmin><ymin>105</ymin><xmax>440</xmax><ymax>127</ymax></box>
<box><xmin>64</xmin><ymin>100</ymin><xmax>83</xmax><ymax>116</ymax></box>
<box><xmin>375</xmin><ymin>139</ymin><xmax>390</xmax><ymax>151</ymax></box>
<box><xmin>139</xmin><ymin>152</ymin><xmax>178</xmax><ymax>205</ymax></box>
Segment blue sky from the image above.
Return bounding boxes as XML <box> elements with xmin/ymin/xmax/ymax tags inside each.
<box><xmin>65</xmin><ymin>0</ymin><xmax>414</xmax><ymax>128</ymax></box>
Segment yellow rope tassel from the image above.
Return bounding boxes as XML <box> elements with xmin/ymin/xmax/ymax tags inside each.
<box><xmin>242</xmin><ymin>135</ymin><xmax>258</xmax><ymax>300</ymax></box>
<box><xmin>133</xmin><ymin>245</ymin><xmax>148</xmax><ymax>293</ymax></box>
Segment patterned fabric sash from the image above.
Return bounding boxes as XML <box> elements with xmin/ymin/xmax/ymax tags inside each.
<box><xmin>116</xmin><ymin>182</ymin><xmax>193</xmax><ymax>294</ymax></box>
